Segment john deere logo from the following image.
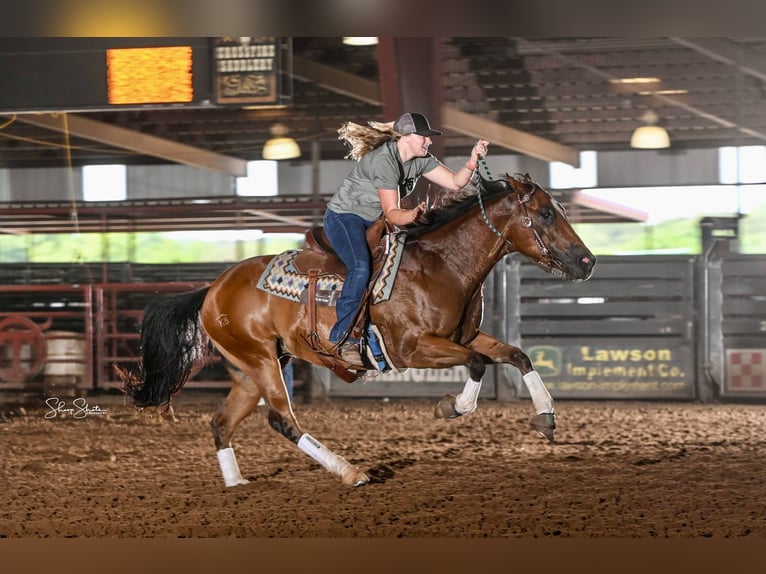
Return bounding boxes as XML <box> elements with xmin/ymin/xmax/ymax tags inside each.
<box><xmin>528</xmin><ymin>345</ymin><xmax>561</xmax><ymax>376</ymax></box>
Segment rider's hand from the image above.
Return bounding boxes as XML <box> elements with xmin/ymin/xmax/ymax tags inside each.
<box><xmin>471</xmin><ymin>140</ymin><xmax>490</xmax><ymax>163</ymax></box>
<box><xmin>410</xmin><ymin>202</ymin><xmax>426</xmax><ymax>223</ymax></box>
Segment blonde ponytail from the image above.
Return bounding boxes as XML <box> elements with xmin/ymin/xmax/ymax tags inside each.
<box><xmin>338</xmin><ymin>120</ymin><xmax>400</xmax><ymax>160</ymax></box>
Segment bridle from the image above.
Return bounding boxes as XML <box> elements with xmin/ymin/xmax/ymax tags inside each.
<box><xmin>474</xmin><ymin>157</ymin><xmax>550</xmax><ymax>259</ymax></box>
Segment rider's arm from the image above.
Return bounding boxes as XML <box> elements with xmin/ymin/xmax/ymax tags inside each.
<box><xmin>380</xmin><ymin>188</ymin><xmax>424</xmax><ymax>225</ymax></box>
<box><xmin>424</xmin><ymin>139</ymin><xmax>490</xmax><ymax>191</ymax></box>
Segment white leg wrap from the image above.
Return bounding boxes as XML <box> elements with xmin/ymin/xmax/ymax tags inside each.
<box><xmin>216</xmin><ymin>447</ymin><xmax>249</xmax><ymax>487</ymax></box>
<box><xmin>522</xmin><ymin>371</ymin><xmax>554</xmax><ymax>415</ymax></box>
<box><xmin>454</xmin><ymin>377</ymin><xmax>482</xmax><ymax>414</ymax></box>
<box><xmin>297</xmin><ymin>433</ymin><xmax>352</xmax><ymax>477</ymax></box>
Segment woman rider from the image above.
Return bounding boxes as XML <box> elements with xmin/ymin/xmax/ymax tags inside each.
<box><xmin>324</xmin><ymin>111</ymin><xmax>490</xmax><ymax>364</ymax></box>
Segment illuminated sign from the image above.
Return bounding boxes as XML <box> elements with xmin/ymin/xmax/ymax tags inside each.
<box><xmin>107</xmin><ymin>46</ymin><xmax>194</xmax><ymax>105</ymax></box>
<box><xmin>0</xmin><ymin>39</ymin><xmax>211</xmax><ymax>113</ymax></box>
<box><xmin>0</xmin><ymin>38</ymin><xmax>291</xmax><ymax>113</ymax></box>
<box><xmin>213</xmin><ymin>37</ymin><xmax>281</xmax><ymax>105</ymax></box>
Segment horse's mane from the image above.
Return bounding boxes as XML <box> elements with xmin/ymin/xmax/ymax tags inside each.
<box><xmin>338</xmin><ymin>120</ymin><xmax>400</xmax><ymax>160</ymax></box>
<box><xmin>405</xmin><ymin>173</ymin><xmax>521</xmax><ymax>239</ymax></box>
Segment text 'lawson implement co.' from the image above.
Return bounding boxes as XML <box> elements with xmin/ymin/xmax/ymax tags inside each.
<box><xmin>527</xmin><ymin>344</ymin><xmax>691</xmax><ymax>395</ymax></box>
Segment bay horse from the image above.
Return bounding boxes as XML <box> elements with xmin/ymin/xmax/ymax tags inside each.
<box><xmin>120</xmin><ymin>172</ymin><xmax>596</xmax><ymax>487</ymax></box>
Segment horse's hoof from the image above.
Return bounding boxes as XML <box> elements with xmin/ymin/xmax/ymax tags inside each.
<box><xmin>342</xmin><ymin>467</ymin><xmax>370</xmax><ymax>487</ymax></box>
<box><xmin>434</xmin><ymin>395</ymin><xmax>461</xmax><ymax>419</ymax></box>
<box><xmin>530</xmin><ymin>412</ymin><xmax>556</xmax><ymax>442</ymax></box>
<box><xmin>351</xmin><ymin>476</ymin><xmax>370</xmax><ymax>487</ymax></box>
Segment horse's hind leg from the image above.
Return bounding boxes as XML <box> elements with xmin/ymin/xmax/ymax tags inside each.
<box><xmin>211</xmin><ymin>366</ymin><xmax>261</xmax><ymax>486</ymax></box>
<box><xmin>260</xmin><ymin>368</ymin><xmax>370</xmax><ymax>488</ymax></box>
<box><xmin>213</xmin><ymin>357</ymin><xmax>369</xmax><ymax>488</ymax></box>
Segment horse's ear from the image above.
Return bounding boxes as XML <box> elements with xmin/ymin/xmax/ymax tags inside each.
<box><xmin>479</xmin><ymin>174</ymin><xmax>509</xmax><ymax>194</ymax></box>
<box><xmin>523</xmin><ymin>173</ymin><xmax>533</xmax><ymax>183</ymax></box>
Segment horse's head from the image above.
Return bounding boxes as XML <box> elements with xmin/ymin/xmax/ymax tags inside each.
<box><xmin>480</xmin><ymin>173</ymin><xmax>596</xmax><ymax>281</ymax></box>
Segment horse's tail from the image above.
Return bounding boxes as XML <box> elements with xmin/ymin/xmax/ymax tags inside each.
<box><xmin>120</xmin><ymin>287</ymin><xmax>212</xmax><ymax>409</ymax></box>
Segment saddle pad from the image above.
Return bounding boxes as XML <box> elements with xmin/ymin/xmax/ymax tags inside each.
<box><xmin>371</xmin><ymin>230</ymin><xmax>406</xmax><ymax>303</ymax></box>
<box><xmin>256</xmin><ymin>231</ymin><xmax>407</xmax><ymax>305</ymax></box>
<box><xmin>256</xmin><ymin>250</ymin><xmax>342</xmax><ymax>302</ymax></box>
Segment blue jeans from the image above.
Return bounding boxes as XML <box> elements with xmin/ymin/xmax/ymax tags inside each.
<box><xmin>323</xmin><ymin>209</ymin><xmax>373</xmax><ymax>343</ymax></box>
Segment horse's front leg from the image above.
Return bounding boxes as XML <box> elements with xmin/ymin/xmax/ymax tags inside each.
<box><xmin>466</xmin><ymin>331</ymin><xmax>556</xmax><ymax>441</ymax></box>
<box><xmin>404</xmin><ymin>335</ymin><xmax>489</xmax><ymax>420</ymax></box>
<box><xmin>433</xmin><ymin>351</ymin><xmax>487</xmax><ymax>419</ymax></box>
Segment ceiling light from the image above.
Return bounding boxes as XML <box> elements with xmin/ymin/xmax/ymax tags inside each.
<box><xmin>342</xmin><ymin>37</ymin><xmax>378</xmax><ymax>46</ymax></box>
<box><xmin>630</xmin><ymin>110</ymin><xmax>670</xmax><ymax>149</ymax></box>
<box><xmin>262</xmin><ymin>123</ymin><xmax>301</xmax><ymax>160</ymax></box>
<box><xmin>610</xmin><ymin>77</ymin><xmax>661</xmax><ymax>85</ymax></box>
<box><xmin>637</xmin><ymin>89</ymin><xmax>689</xmax><ymax>96</ymax></box>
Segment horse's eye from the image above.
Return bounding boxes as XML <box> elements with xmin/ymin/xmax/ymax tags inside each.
<box><xmin>541</xmin><ymin>208</ymin><xmax>555</xmax><ymax>222</ymax></box>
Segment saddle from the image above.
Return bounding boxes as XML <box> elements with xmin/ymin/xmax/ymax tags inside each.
<box><xmin>294</xmin><ymin>217</ymin><xmax>395</xmax><ymax>382</ymax></box>
<box><xmin>300</xmin><ymin>218</ymin><xmax>388</xmax><ymax>267</ymax></box>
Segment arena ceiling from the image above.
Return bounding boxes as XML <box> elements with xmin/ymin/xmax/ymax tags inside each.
<box><xmin>1</xmin><ymin>36</ymin><xmax>766</xmax><ymax>233</ymax></box>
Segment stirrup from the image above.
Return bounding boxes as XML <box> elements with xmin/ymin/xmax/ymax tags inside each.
<box><xmin>530</xmin><ymin>412</ymin><xmax>556</xmax><ymax>442</ymax></box>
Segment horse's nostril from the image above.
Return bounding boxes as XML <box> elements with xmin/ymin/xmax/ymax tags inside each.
<box><xmin>579</xmin><ymin>255</ymin><xmax>595</xmax><ymax>271</ymax></box>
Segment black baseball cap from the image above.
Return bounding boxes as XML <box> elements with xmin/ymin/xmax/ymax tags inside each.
<box><xmin>393</xmin><ymin>112</ymin><xmax>442</xmax><ymax>136</ymax></box>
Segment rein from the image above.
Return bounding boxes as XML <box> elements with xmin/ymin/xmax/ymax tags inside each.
<box><xmin>474</xmin><ymin>157</ymin><xmax>550</xmax><ymax>258</ymax></box>
<box><xmin>474</xmin><ymin>157</ymin><xmax>507</xmax><ymax>242</ymax></box>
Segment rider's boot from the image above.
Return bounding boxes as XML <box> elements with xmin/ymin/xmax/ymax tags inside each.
<box><xmin>338</xmin><ymin>340</ymin><xmax>364</xmax><ymax>366</ymax></box>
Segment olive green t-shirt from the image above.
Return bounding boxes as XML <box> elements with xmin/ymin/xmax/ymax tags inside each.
<box><xmin>327</xmin><ymin>140</ymin><xmax>442</xmax><ymax>221</ymax></box>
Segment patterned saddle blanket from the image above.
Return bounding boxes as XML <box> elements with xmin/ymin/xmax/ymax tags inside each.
<box><xmin>255</xmin><ymin>231</ymin><xmax>407</xmax><ymax>306</ymax></box>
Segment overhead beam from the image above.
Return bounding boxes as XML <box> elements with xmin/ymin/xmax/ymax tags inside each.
<box><xmin>441</xmin><ymin>106</ymin><xmax>580</xmax><ymax>166</ymax></box>
<box><xmin>670</xmin><ymin>37</ymin><xmax>766</xmax><ymax>84</ymax></box>
<box><xmin>293</xmin><ymin>54</ymin><xmax>581</xmax><ymax>166</ymax></box>
<box><xmin>15</xmin><ymin>112</ymin><xmax>248</xmax><ymax>177</ymax></box>
<box><xmin>292</xmin><ymin>56</ymin><xmax>382</xmax><ymax>106</ymax></box>
<box><xmin>244</xmin><ymin>209</ymin><xmax>313</xmax><ymax>228</ymax></box>
<box><xmin>572</xmin><ymin>190</ymin><xmax>648</xmax><ymax>222</ymax></box>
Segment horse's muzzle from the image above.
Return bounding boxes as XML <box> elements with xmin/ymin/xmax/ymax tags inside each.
<box><xmin>575</xmin><ymin>250</ymin><xmax>597</xmax><ymax>280</ymax></box>
<box><xmin>557</xmin><ymin>246</ymin><xmax>596</xmax><ymax>281</ymax></box>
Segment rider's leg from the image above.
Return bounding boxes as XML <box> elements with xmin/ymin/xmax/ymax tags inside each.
<box><xmin>322</xmin><ymin>209</ymin><xmax>372</xmax><ymax>344</ymax></box>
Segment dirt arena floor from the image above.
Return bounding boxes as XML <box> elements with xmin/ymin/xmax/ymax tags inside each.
<box><xmin>1</xmin><ymin>391</ymin><xmax>765</xmax><ymax>538</ymax></box>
